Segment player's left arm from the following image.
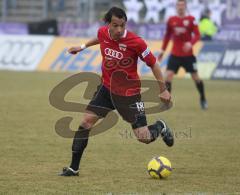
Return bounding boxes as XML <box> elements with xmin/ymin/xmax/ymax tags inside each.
<box><xmin>151</xmin><ymin>62</ymin><xmax>171</xmax><ymax>102</ymax></box>
<box><xmin>183</xmin><ymin>17</ymin><xmax>201</xmax><ymax>53</ymax></box>
<box><xmin>137</xmin><ymin>41</ymin><xmax>171</xmax><ymax>102</ymax></box>
<box><xmin>191</xmin><ymin>19</ymin><xmax>201</xmax><ymax>45</ymax></box>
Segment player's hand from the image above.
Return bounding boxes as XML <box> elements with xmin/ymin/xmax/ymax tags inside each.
<box><xmin>159</xmin><ymin>89</ymin><xmax>171</xmax><ymax>103</ymax></box>
<box><xmin>68</xmin><ymin>44</ymin><xmax>86</xmax><ymax>55</ymax></box>
<box><xmin>157</xmin><ymin>50</ymin><xmax>164</xmax><ymax>62</ymax></box>
<box><xmin>68</xmin><ymin>47</ymin><xmax>82</xmax><ymax>55</ymax></box>
<box><xmin>183</xmin><ymin>42</ymin><xmax>192</xmax><ymax>53</ymax></box>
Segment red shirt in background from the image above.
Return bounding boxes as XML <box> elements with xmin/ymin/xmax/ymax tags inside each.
<box><xmin>161</xmin><ymin>15</ymin><xmax>200</xmax><ymax>57</ymax></box>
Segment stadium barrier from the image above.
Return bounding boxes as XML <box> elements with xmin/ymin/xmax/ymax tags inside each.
<box><xmin>0</xmin><ymin>35</ymin><xmax>240</xmax><ymax>80</ymax></box>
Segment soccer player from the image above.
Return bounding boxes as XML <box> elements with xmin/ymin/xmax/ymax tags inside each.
<box><xmin>158</xmin><ymin>0</ymin><xmax>208</xmax><ymax>109</ymax></box>
<box><xmin>59</xmin><ymin>7</ymin><xmax>174</xmax><ymax>176</ymax></box>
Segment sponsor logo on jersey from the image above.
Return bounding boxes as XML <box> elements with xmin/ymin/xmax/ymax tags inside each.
<box><xmin>174</xmin><ymin>27</ymin><xmax>187</xmax><ymax>35</ymax></box>
<box><xmin>183</xmin><ymin>20</ymin><xmax>189</xmax><ymax>26</ymax></box>
<box><xmin>119</xmin><ymin>43</ymin><xmax>127</xmax><ymax>51</ymax></box>
<box><xmin>104</xmin><ymin>48</ymin><xmax>123</xmax><ymax>60</ymax></box>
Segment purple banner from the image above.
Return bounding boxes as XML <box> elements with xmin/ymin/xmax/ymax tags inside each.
<box><xmin>58</xmin><ymin>22</ymin><xmax>101</xmax><ymax>37</ymax></box>
<box><xmin>197</xmin><ymin>41</ymin><xmax>226</xmax><ymax>79</ymax></box>
<box><xmin>0</xmin><ymin>22</ymin><xmax>28</xmax><ymax>35</ymax></box>
<box><xmin>214</xmin><ymin>26</ymin><xmax>240</xmax><ymax>42</ymax></box>
<box><xmin>212</xmin><ymin>42</ymin><xmax>240</xmax><ymax>80</ymax></box>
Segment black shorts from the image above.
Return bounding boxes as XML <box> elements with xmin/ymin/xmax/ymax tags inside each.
<box><xmin>86</xmin><ymin>85</ymin><xmax>147</xmax><ymax>129</ymax></box>
<box><xmin>167</xmin><ymin>55</ymin><xmax>197</xmax><ymax>73</ymax></box>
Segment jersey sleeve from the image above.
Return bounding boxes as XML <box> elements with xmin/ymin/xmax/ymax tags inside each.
<box><xmin>97</xmin><ymin>26</ymin><xmax>105</xmax><ymax>42</ymax></box>
<box><xmin>191</xmin><ymin>17</ymin><xmax>200</xmax><ymax>45</ymax></box>
<box><xmin>162</xmin><ymin>18</ymin><xmax>172</xmax><ymax>51</ymax></box>
<box><xmin>136</xmin><ymin>39</ymin><xmax>156</xmax><ymax>67</ymax></box>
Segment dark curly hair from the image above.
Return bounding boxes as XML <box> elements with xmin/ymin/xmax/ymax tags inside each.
<box><xmin>177</xmin><ymin>0</ymin><xmax>187</xmax><ymax>3</ymax></box>
<box><xmin>104</xmin><ymin>7</ymin><xmax>127</xmax><ymax>23</ymax></box>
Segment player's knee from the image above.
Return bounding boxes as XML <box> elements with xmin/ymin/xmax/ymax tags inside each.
<box><xmin>191</xmin><ymin>73</ymin><xmax>200</xmax><ymax>81</ymax></box>
<box><xmin>81</xmin><ymin>120</ymin><xmax>92</xmax><ymax>129</ymax></box>
<box><xmin>81</xmin><ymin>115</ymin><xmax>96</xmax><ymax>129</ymax></box>
<box><xmin>166</xmin><ymin>72</ymin><xmax>174</xmax><ymax>81</ymax></box>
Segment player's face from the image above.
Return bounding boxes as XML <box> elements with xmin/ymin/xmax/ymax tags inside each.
<box><xmin>109</xmin><ymin>15</ymin><xmax>126</xmax><ymax>41</ymax></box>
<box><xmin>176</xmin><ymin>1</ymin><xmax>187</xmax><ymax>16</ymax></box>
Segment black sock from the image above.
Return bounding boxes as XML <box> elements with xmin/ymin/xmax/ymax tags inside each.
<box><xmin>166</xmin><ymin>81</ymin><xmax>172</xmax><ymax>93</ymax></box>
<box><xmin>148</xmin><ymin>122</ymin><xmax>164</xmax><ymax>142</ymax></box>
<box><xmin>70</xmin><ymin>152</ymin><xmax>83</xmax><ymax>171</ymax></box>
<box><xmin>195</xmin><ymin>80</ymin><xmax>206</xmax><ymax>101</ymax></box>
<box><xmin>70</xmin><ymin>126</ymin><xmax>90</xmax><ymax>171</ymax></box>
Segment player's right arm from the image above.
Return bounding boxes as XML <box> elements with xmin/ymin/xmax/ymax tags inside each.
<box><xmin>158</xmin><ymin>18</ymin><xmax>172</xmax><ymax>62</ymax></box>
<box><xmin>68</xmin><ymin>38</ymin><xmax>99</xmax><ymax>55</ymax></box>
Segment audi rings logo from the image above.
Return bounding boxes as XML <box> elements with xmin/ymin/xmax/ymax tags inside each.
<box><xmin>0</xmin><ymin>40</ymin><xmax>44</xmax><ymax>67</ymax></box>
<box><xmin>104</xmin><ymin>48</ymin><xmax>123</xmax><ymax>60</ymax></box>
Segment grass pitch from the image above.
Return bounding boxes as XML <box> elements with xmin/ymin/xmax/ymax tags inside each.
<box><xmin>0</xmin><ymin>71</ymin><xmax>240</xmax><ymax>194</ymax></box>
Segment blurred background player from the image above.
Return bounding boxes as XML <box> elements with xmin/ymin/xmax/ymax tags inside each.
<box><xmin>158</xmin><ymin>0</ymin><xmax>208</xmax><ymax>110</ymax></box>
<box><xmin>59</xmin><ymin>7</ymin><xmax>174</xmax><ymax>176</ymax></box>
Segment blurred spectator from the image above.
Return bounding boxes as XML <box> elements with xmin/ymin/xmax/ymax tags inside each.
<box><xmin>48</xmin><ymin>0</ymin><xmax>65</xmax><ymax>11</ymax></box>
<box><xmin>144</xmin><ymin>0</ymin><xmax>164</xmax><ymax>23</ymax></box>
<box><xmin>123</xmin><ymin>0</ymin><xmax>143</xmax><ymax>23</ymax></box>
<box><xmin>188</xmin><ymin>0</ymin><xmax>204</xmax><ymax>22</ymax></box>
<box><xmin>199</xmin><ymin>9</ymin><xmax>218</xmax><ymax>41</ymax></box>
<box><xmin>208</xmin><ymin>0</ymin><xmax>226</xmax><ymax>27</ymax></box>
<box><xmin>163</xmin><ymin>0</ymin><xmax>176</xmax><ymax>22</ymax></box>
<box><xmin>7</xmin><ymin>0</ymin><xmax>17</xmax><ymax>8</ymax></box>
